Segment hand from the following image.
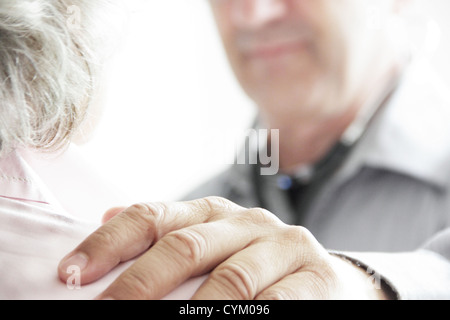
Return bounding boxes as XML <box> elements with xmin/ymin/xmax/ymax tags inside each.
<box><xmin>58</xmin><ymin>197</ymin><xmax>388</xmax><ymax>300</ymax></box>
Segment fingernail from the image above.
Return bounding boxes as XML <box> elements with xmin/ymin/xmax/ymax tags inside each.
<box><xmin>60</xmin><ymin>252</ymin><xmax>89</xmax><ymax>273</ymax></box>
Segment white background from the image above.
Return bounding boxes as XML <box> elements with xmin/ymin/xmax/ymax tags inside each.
<box><xmin>78</xmin><ymin>0</ymin><xmax>450</xmax><ymax>205</ymax></box>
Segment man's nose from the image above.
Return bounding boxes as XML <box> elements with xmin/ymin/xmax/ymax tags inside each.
<box><xmin>230</xmin><ymin>0</ymin><xmax>289</xmax><ymax>29</ymax></box>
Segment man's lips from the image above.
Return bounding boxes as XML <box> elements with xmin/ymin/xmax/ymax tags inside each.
<box><xmin>243</xmin><ymin>40</ymin><xmax>307</xmax><ymax>60</ymax></box>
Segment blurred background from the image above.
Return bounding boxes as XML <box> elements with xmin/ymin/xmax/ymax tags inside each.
<box><xmin>77</xmin><ymin>0</ymin><xmax>450</xmax><ymax>205</ymax></box>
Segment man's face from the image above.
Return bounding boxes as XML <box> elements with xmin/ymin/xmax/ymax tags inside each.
<box><xmin>209</xmin><ymin>0</ymin><xmax>397</xmax><ymax>123</ymax></box>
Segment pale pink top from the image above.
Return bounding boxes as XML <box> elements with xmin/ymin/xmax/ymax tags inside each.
<box><xmin>0</xmin><ymin>145</ymin><xmax>205</xmax><ymax>299</ymax></box>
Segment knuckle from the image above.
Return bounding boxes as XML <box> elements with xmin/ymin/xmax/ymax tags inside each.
<box><xmin>281</xmin><ymin>226</ymin><xmax>322</xmax><ymax>255</ymax></box>
<box><xmin>122</xmin><ymin>202</ymin><xmax>167</xmax><ymax>240</ymax></box>
<box><xmin>242</xmin><ymin>207</ymin><xmax>280</xmax><ymax>226</ymax></box>
<box><xmin>212</xmin><ymin>262</ymin><xmax>257</xmax><ymax>300</ymax></box>
<box><xmin>128</xmin><ymin>202</ymin><xmax>165</xmax><ymax>223</ymax></box>
<box><xmin>202</xmin><ymin>196</ymin><xmax>232</xmax><ymax>208</ymax></box>
<box><xmin>278</xmin><ymin>226</ymin><xmax>331</xmax><ymax>274</ymax></box>
<box><xmin>160</xmin><ymin>229</ymin><xmax>208</xmax><ymax>265</ymax></box>
<box><xmin>199</xmin><ymin>196</ymin><xmax>234</xmax><ymax>212</ymax></box>
<box><xmin>193</xmin><ymin>196</ymin><xmax>240</xmax><ymax>222</ymax></box>
<box><xmin>282</xmin><ymin>226</ymin><xmax>311</xmax><ymax>243</ymax></box>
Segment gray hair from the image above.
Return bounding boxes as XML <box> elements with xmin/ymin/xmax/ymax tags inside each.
<box><xmin>0</xmin><ymin>0</ymin><xmax>115</xmax><ymax>156</ymax></box>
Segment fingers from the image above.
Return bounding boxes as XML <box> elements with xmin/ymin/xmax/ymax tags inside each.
<box><xmin>59</xmin><ymin>196</ymin><xmax>337</xmax><ymax>301</ymax></box>
<box><xmin>95</xmin><ymin>216</ymin><xmax>265</xmax><ymax>300</ymax></box>
<box><xmin>59</xmin><ymin>203</ymin><xmax>165</xmax><ymax>285</ymax></box>
<box><xmin>58</xmin><ymin>197</ymin><xmax>243</xmax><ymax>285</ymax></box>
<box><xmin>254</xmin><ymin>255</ymin><xmax>349</xmax><ymax>300</ymax></box>
<box><xmin>191</xmin><ymin>226</ymin><xmax>313</xmax><ymax>300</ymax></box>
<box><xmin>255</xmin><ymin>270</ymin><xmax>333</xmax><ymax>300</ymax></box>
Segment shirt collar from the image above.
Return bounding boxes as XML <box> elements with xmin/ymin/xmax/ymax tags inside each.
<box><xmin>0</xmin><ymin>150</ymin><xmax>50</xmax><ymax>204</ymax></box>
<box><xmin>0</xmin><ymin>150</ymin><xmax>66</xmax><ymax>210</ymax></box>
<box><xmin>335</xmin><ymin>59</ymin><xmax>450</xmax><ymax>189</ymax></box>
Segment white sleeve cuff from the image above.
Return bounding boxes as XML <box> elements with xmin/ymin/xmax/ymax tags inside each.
<box><xmin>330</xmin><ymin>250</ymin><xmax>450</xmax><ymax>300</ymax></box>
